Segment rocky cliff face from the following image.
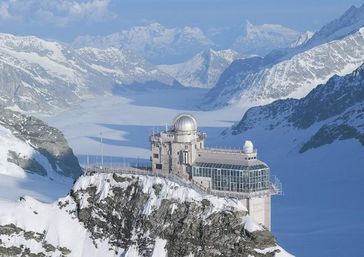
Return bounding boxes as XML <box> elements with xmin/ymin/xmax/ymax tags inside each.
<box><xmin>0</xmin><ymin>172</ymin><xmax>292</xmax><ymax>257</ymax></box>
<box><xmin>0</xmin><ymin>107</ymin><xmax>82</xmax><ymax>179</ymax></box>
<box><xmin>231</xmin><ymin>63</ymin><xmax>364</xmax><ymax>153</ymax></box>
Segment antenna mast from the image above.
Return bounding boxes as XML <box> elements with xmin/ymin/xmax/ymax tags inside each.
<box><xmin>100</xmin><ymin>131</ymin><xmax>104</xmax><ymax>169</ymax></box>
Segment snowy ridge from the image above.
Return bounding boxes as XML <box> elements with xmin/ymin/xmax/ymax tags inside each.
<box><xmin>303</xmin><ymin>3</ymin><xmax>364</xmax><ymax>48</ymax></box>
<box><xmin>158</xmin><ymin>49</ymin><xmax>247</xmax><ymax>88</ymax></box>
<box><xmin>73</xmin><ymin>22</ymin><xmax>213</xmax><ymax>64</ymax></box>
<box><xmin>73</xmin><ymin>21</ymin><xmax>301</xmax><ymax>64</ymax></box>
<box><xmin>73</xmin><ymin>173</ymin><xmax>248</xmax><ymax>213</ymax></box>
<box><xmin>231</xmin><ymin>63</ymin><xmax>364</xmax><ymax>152</ymax></box>
<box><xmin>0</xmin><ymin>172</ymin><xmax>292</xmax><ymax>256</ymax></box>
<box><xmin>232</xmin><ymin>21</ymin><xmax>300</xmax><ymax>56</ymax></box>
<box><xmin>205</xmin><ymin>4</ymin><xmax>364</xmax><ymax>109</ymax></box>
<box><xmin>206</xmin><ymin>26</ymin><xmax>364</xmax><ymax>109</ymax></box>
<box><xmin>289</xmin><ymin>31</ymin><xmax>314</xmax><ymax>48</ymax></box>
<box><xmin>0</xmin><ymin>33</ymin><xmax>180</xmax><ymax>113</ymax></box>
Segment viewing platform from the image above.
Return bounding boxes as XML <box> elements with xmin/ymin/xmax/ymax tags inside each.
<box><xmin>84</xmin><ymin>164</ymin><xmax>283</xmax><ymax>200</ymax></box>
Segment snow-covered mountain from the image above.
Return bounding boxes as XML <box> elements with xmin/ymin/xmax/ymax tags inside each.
<box><xmin>0</xmin><ymin>172</ymin><xmax>292</xmax><ymax>257</ymax></box>
<box><xmin>303</xmin><ymin>3</ymin><xmax>364</xmax><ymax>49</ymax></box>
<box><xmin>232</xmin><ymin>21</ymin><xmax>300</xmax><ymax>56</ymax></box>
<box><xmin>204</xmin><ymin>4</ymin><xmax>364</xmax><ymax>109</ymax></box>
<box><xmin>289</xmin><ymin>31</ymin><xmax>314</xmax><ymax>48</ymax></box>
<box><xmin>217</xmin><ymin>64</ymin><xmax>364</xmax><ymax>257</ymax></box>
<box><xmin>0</xmin><ymin>33</ymin><xmax>180</xmax><ymax>113</ymax></box>
<box><xmin>231</xmin><ymin>63</ymin><xmax>364</xmax><ymax>152</ymax></box>
<box><xmin>73</xmin><ymin>22</ymin><xmax>213</xmax><ymax>64</ymax></box>
<box><xmin>0</xmin><ymin>108</ymin><xmax>81</xmax><ymax>201</ymax></box>
<box><xmin>158</xmin><ymin>49</ymin><xmax>248</xmax><ymax>88</ymax></box>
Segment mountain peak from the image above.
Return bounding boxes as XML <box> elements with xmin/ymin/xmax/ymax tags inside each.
<box><xmin>232</xmin><ymin>21</ymin><xmax>299</xmax><ymax>56</ymax></box>
<box><xmin>303</xmin><ymin>3</ymin><xmax>364</xmax><ymax>47</ymax></box>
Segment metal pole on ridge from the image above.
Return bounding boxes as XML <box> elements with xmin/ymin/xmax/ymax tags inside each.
<box><xmin>100</xmin><ymin>131</ymin><xmax>104</xmax><ymax>169</ymax></box>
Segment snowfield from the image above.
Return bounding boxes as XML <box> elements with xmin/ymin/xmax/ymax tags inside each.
<box><xmin>0</xmin><ymin>125</ymin><xmax>72</xmax><ymax>202</ymax></box>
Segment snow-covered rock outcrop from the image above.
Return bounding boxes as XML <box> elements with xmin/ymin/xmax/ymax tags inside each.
<box><xmin>0</xmin><ymin>108</ymin><xmax>82</xmax><ymax>179</ymax></box>
<box><xmin>0</xmin><ymin>172</ymin><xmax>293</xmax><ymax>257</ymax></box>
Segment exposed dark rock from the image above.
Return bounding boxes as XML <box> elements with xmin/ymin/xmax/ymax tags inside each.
<box><xmin>232</xmin><ymin>63</ymin><xmax>364</xmax><ymax>152</ymax></box>
<box><xmin>0</xmin><ymin>224</ymin><xmax>71</xmax><ymax>257</ymax></box>
<box><xmin>68</xmin><ymin>173</ymin><xmax>278</xmax><ymax>257</ymax></box>
<box><xmin>0</xmin><ymin>107</ymin><xmax>82</xmax><ymax>179</ymax></box>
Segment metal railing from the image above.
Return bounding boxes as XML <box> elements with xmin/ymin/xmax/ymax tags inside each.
<box><xmin>84</xmin><ymin>165</ymin><xmax>282</xmax><ymax>199</ymax></box>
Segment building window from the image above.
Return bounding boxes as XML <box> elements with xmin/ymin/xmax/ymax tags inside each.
<box><xmin>156</xmin><ymin>164</ymin><xmax>162</xmax><ymax>169</ymax></box>
<box><xmin>183</xmin><ymin>151</ymin><xmax>189</xmax><ymax>164</ymax></box>
<box><xmin>153</xmin><ymin>153</ymin><xmax>159</xmax><ymax>158</ymax></box>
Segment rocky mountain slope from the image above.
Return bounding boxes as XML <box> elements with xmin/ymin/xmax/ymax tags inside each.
<box><xmin>231</xmin><ymin>63</ymin><xmax>364</xmax><ymax>153</ymax></box>
<box><xmin>0</xmin><ymin>33</ymin><xmax>180</xmax><ymax>113</ymax></box>
<box><xmin>73</xmin><ymin>22</ymin><xmax>213</xmax><ymax>64</ymax></box>
<box><xmin>205</xmin><ymin>4</ymin><xmax>364</xmax><ymax>109</ymax></box>
<box><xmin>0</xmin><ymin>107</ymin><xmax>82</xmax><ymax>180</ymax></box>
<box><xmin>158</xmin><ymin>49</ymin><xmax>247</xmax><ymax>88</ymax></box>
<box><xmin>0</xmin><ymin>172</ymin><xmax>292</xmax><ymax>257</ymax></box>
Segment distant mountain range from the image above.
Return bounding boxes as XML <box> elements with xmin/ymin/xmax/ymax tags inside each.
<box><xmin>232</xmin><ymin>21</ymin><xmax>300</xmax><ymax>56</ymax></box>
<box><xmin>204</xmin><ymin>3</ymin><xmax>364</xmax><ymax>109</ymax></box>
<box><xmin>73</xmin><ymin>22</ymin><xmax>214</xmax><ymax>64</ymax></box>
<box><xmin>73</xmin><ymin>21</ymin><xmax>301</xmax><ymax>64</ymax></box>
<box><xmin>158</xmin><ymin>49</ymin><xmax>248</xmax><ymax>88</ymax></box>
<box><xmin>0</xmin><ymin>33</ymin><xmax>180</xmax><ymax>113</ymax></box>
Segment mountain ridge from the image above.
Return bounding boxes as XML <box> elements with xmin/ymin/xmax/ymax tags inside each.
<box><xmin>204</xmin><ymin>5</ymin><xmax>364</xmax><ymax>109</ymax></box>
<box><xmin>231</xmin><ymin>63</ymin><xmax>364</xmax><ymax>152</ymax></box>
<box><xmin>0</xmin><ymin>32</ymin><xmax>181</xmax><ymax>113</ymax></box>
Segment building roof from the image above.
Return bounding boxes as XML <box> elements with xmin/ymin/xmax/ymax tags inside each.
<box><xmin>193</xmin><ymin>162</ymin><xmax>268</xmax><ymax>170</ymax></box>
<box><xmin>173</xmin><ymin>114</ymin><xmax>198</xmax><ymax>132</ymax></box>
<box><xmin>193</xmin><ymin>149</ymin><xmax>268</xmax><ymax>170</ymax></box>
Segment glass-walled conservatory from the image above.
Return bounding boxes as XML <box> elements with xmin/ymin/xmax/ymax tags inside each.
<box><xmin>192</xmin><ymin>162</ymin><xmax>270</xmax><ymax>193</ymax></box>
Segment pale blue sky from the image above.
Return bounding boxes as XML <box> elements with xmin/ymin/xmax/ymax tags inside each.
<box><xmin>0</xmin><ymin>0</ymin><xmax>362</xmax><ymax>42</ymax></box>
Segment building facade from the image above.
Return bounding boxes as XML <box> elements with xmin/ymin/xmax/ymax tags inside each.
<box><xmin>150</xmin><ymin>113</ymin><xmax>280</xmax><ymax>230</ymax></box>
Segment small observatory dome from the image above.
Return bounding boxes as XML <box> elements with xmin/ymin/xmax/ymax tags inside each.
<box><xmin>243</xmin><ymin>140</ymin><xmax>254</xmax><ymax>154</ymax></box>
<box><xmin>173</xmin><ymin>114</ymin><xmax>198</xmax><ymax>132</ymax></box>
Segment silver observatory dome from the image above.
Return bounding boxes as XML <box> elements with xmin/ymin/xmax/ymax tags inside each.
<box><xmin>173</xmin><ymin>114</ymin><xmax>198</xmax><ymax>132</ymax></box>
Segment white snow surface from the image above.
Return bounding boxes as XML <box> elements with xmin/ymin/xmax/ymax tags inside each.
<box><xmin>255</xmin><ymin>246</ymin><xmax>294</xmax><ymax>257</ymax></box>
<box><xmin>0</xmin><ymin>124</ymin><xmax>72</xmax><ymax>202</ymax></box>
<box><xmin>243</xmin><ymin>216</ymin><xmax>264</xmax><ymax>232</ymax></box>
<box><xmin>0</xmin><ymin>196</ymin><xmax>114</xmax><ymax>257</ymax></box>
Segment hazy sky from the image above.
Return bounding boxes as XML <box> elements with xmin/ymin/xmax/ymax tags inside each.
<box><xmin>0</xmin><ymin>0</ymin><xmax>363</xmax><ymax>42</ymax></box>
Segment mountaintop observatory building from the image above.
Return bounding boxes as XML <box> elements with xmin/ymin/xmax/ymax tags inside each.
<box><xmin>150</xmin><ymin>113</ymin><xmax>281</xmax><ymax>230</ymax></box>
